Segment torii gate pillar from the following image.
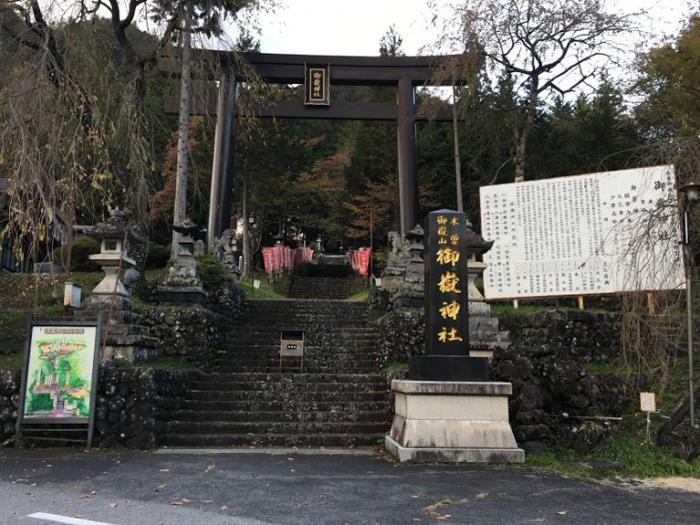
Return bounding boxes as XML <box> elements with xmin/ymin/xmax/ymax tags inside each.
<box><xmin>396</xmin><ymin>78</ymin><xmax>419</xmax><ymax>237</ymax></box>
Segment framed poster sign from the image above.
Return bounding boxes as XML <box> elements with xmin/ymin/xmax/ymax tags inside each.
<box><xmin>16</xmin><ymin>319</ymin><xmax>102</xmax><ymax>447</ymax></box>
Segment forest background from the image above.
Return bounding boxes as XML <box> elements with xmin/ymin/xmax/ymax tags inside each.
<box><xmin>1</xmin><ymin>0</ymin><xmax>699</xmax><ymax>271</ymax></box>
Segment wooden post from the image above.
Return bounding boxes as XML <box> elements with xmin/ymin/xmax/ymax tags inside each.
<box><xmin>577</xmin><ymin>296</ymin><xmax>585</xmax><ymax>310</ymax></box>
<box><xmin>397</xmin><ymin>78</ymin><xmax>418</xmax><ymax>237</ymax></box>
<box><xmin>647</xmin><ymin>291</ymin><xmax>656</xmax><ymax>315</ymax></box>
<box><xmin>207</xmin><ymin>71</ymin><xmax>237</xmax><ymax>247</ymax></box>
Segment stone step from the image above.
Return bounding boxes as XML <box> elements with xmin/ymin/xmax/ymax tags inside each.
<box><xmin>166</xmin><ymin>420</ymin><xmax>390</xmax><ymax>435</ymax></box>
<box><xmin>187</xmin><ymin>380</ymin><xmax>386</xmax><ymax>392</ymax></box>
<box><xmin>226</xmin><ymin>332</ymin><xmax>378</xmax><ymax>344</ymax></box>
<box><xmin>186</xmin><ymin>372</ymin><xmax>387</xmax><ymax>382</ymax></box>
<box><xmin>161</xmin><ymin>432</ymin><xmax>386</xmax><ymax>448</ymax></box>
<box><xmin>170</xmin><ymin>410</ymin><xmax>391</xmax><ymax>423</ymax></box>
<box><xmin>219</xmin><ymin>341</ymin><xmax>378</xmax><ymax>355</ymax></box>
<box><xmin>178</xmin><ymin>399</ymin><xmax>391</xmax><ymax>412</ymax></box>
<box><xmin>232</xmin><ymin>320</ymin><xmax>371</xmax><ymax>327</ymax></box>
<box><xmin>184</xmin><ymin>389</ymin><xmax>388</xmax><ymax>402</ymax></box>
<box><xmin>212</xmin><ymin>365</ymin><xmax>379</xmax><ymax>375</ymax></box>
<box><xmin>216</xmin><ymin>348</ymin><xmax>380</xmax><ymax>356</ymax></box>
<box><xmin>213</xmin><ymin>361</ymin><xmax>381</xmax><ymax>371</ymax></box>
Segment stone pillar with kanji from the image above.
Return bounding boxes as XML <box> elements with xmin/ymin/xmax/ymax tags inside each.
<box><xmin>408</xmin><ymin>209</ymin><xmax>488</xmax><ymax>381</ymax></box>
<box><xmin>386</xmin><ymin>209</ymin><xmax>523</xmax><ymax>463</ymax></box>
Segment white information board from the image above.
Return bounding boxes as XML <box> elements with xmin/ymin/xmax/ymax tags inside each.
<box><xmin>480</xmin><ymin>165</ymin><xmax>685</xmax><ymax>300</ymax></box>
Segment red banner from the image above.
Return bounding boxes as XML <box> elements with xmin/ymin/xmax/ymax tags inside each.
<box><xmin>346</xmin><ymin>247</ymin><xmax>371</xmax><ymax>276</ymax></box>
<box><xmin>261</xmin><ymin>245</ymin><xmax>314</xmax><ymax>275</ymax></box>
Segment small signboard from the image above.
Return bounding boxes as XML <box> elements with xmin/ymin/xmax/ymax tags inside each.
<box><xmin>63</xmin><ymin>283</ymin><xmax>82</xmax><ymax>309</ymax></box>
<box><xmin>16</xmin><ymin>318</ymin><xmax>102</xmax><ymax>447</ymax></box>
<box><xmin>425</xmin><ymin>209</ymin><xmax>470</xmax><ymax>354</ymax></box>
<box><xmin>304</xmin><ymin>64</ymin><xmax>330</xmax><ymax>106</ymax></box>
<box><xmin>640</xmin><ymin>392</ymin><xmax>656</xmax><ymax>412</ymax></box>
<box><xmin>279</xmin><ymin>330</ymin><xmax>304</xmax><ymax>372</ymax></box>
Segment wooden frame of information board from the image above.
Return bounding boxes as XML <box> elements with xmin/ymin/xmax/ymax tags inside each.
<box><xmin>15</xmin><ymin>316</ymin><xmax>103</xmax><ymax>448</ymax></box>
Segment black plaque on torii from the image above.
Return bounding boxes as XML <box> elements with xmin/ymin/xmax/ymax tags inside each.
<box><xmin>409</xmin><ymin>209</ymin><xmax>489</xmax><ymax>381</ymax></box>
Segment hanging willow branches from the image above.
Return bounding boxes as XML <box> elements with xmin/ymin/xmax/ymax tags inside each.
<box><xmin>0</xmin><ymin>0</ymin><xmax>274</xmax><ymax>272</ymax></box>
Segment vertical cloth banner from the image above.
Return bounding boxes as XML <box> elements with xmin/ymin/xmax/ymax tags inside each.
<box><xmin>346</xmin><ymin>248</ymin><xmax>371</xmax><ymax>276</ymax></box>
<box><xmin>262</xmin><ymin>245</ymin><xmax>312</xmax><ymax>274</ymax></box>
<box><xmin>424</xmin><ymin>209</ymin><xmax>470</xmax><ymax>354</ymax></box>
<box><xmin>261</xmin><ymin>247</ymin><xmax>275</xmax><ymax>275</ymax></box>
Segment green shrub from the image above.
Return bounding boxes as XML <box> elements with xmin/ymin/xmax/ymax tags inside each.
<box><xmin>196</xmin><ymin>255</ymin><xmax>234</xmax><ymax>291</ymax></box>
<box><xmin>145</xmin><ymin>242</ymin><xmax>170</xmax><ymax>269</ymax></box>
<box><xmin>51</xmin><ymin>238</ymin><xmax>100</xmax><ymax>272</ymax></box>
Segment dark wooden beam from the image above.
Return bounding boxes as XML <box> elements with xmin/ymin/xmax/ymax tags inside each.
<box><xmin>159</xmin><ymin>50</ymin><xmax>464</xmax><ymax>86</ymax></box>
<box><xmin>164</xmin><ymin>96</ymin><xmax>454</xmax><ymax>122</ymax></box>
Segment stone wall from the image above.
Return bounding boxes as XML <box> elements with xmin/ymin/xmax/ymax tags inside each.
<box><xmin>0</xmin><ymin>367</ymin><xmax>190</xmax><ymax>449</ymax></box>
<box><xmin>95</xmin><ymin>367</ymin><xmax>191</xmax><ymax>449</ymax></box>
<box><xmin>0</xmin><ymin>370</ymin><xmax>20</xmax><ymax>446</ymax></box>
<box><xmin>499</xmin><ymin>310</ymin><xmax>620</xmax><ymax>363</ymax></box>
<box><xmin>140</xmin><ymin>305</ymin><xmax>230</xmax><ymax>369</ymax></box>
<box><xmin>377</xmin><ymin>309</ymin><xmax>632</xmax><ymax>451</ymax></box>
<box><xmin>375</xmin><ymin>310</ymin><xmax>425</xmax><ymax>367</ymax></box>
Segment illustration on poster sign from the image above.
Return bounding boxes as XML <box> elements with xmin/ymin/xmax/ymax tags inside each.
<box><xmin>23</xmin><ymin>325</ymin><xmax>98</xmax><ymax>420</ymax></box>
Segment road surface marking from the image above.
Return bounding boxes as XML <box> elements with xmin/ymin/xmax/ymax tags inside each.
<box><xmin>28</xmin><ymin>512</ymin><xmax>117</xmax><ymax>525</ymax></box>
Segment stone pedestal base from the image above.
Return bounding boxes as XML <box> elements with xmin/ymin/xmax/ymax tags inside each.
<box><xmin>157</xmin><ymin>285</ymin><xmax>208</xmax><ymax>305</ymax></box>
<box><xmin>386</xmin><ymin>380</ymin><xmax>524</xmax><ymax>463</ymax></box>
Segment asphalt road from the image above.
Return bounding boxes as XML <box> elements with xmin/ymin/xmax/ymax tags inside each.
<box><xmin>0</xmin><ymin>448</ymin><xmax>698</xmax><ymax>525</ymax></box>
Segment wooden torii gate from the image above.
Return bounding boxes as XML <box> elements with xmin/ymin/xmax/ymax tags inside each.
<box><xmin>160</xmin><ymin>51</ymin><xmax>460</xmax><ymax>244</ymax></box>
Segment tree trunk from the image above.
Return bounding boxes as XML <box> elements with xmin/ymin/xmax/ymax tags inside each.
<box><xmin>514</xmin><ymin>76</ymin><xmax>539</xmax><ymax>183</ymax></box>
<box><xmin>64</xmin><ymin>197</ymin><xmax>75</xmax><ymax>275</ymax></box>
<box><xmin>452</xmin><ymin>84</ymin><xmax>464</xmax><ymax>212</ymax></box>
<box><xmin>171</xmin><ymin>23</ymin><xmax>192</xmax><ymax>260</ymax></box>
<box><xmin>241</xmin><ymin>172</ymin><xmax>250</xmax><ymax>278</ymax></box>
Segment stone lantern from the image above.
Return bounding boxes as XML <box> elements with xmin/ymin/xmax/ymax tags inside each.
<box><xmin>464</xmin><ymin>220</ymin><xmax>494</xmax><ymax>313</ymax></box>
<box><xmin>463</xmin><ymin>221</ymin><xmax>510</xmax><ymax>357</ymax></box>
<box><xmin>84</xmin><ymin>208</ymin><xmax>137</xmax><ymax>310</ymax></box>
<box><xmin>157</xmin><ymin>219</ymin><xmax>208</xmax><ymax>304</ymax></box>
<box><xmin>404</xmin><ymin>224</ymin><xmax>425</xmax><ymax>291</ymax></box>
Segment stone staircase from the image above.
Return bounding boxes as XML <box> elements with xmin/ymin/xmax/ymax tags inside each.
<box><xmin>288</xmin><ymin>276</ymin><xmax>355</xmax><ymax>299</ymax></box>
<box><xmin>161</xmin><ymin>299</ymin><xmax>392</xmax><ymax>448</ymax></box>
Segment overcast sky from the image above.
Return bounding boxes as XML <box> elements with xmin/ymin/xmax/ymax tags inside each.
<box><xmin>251</xmin><ymin>0</ymin><xmax>692</xmax><ymax>56</ymax></box>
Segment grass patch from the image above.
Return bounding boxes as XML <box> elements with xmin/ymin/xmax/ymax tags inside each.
<box><xmin>0</xmin><ymin>305</ymin><xmax>65</xmax><ymax>355</ymax></box>
<box><xmin>490</xmin><ymin>303</ymin><xmax>612</xmax><ymax>317</ymax></box>
<box><xmin>491</xmin><ymin>304</ymin><xmax>555</xmax><ymax>316</ymax></box>
<box><xmin>346</xmin><ymin>277</ymin><xmax>370</xmax><ymax>302</ymax></box>
<box><xmin>0</xmin><ymin>272</ymin><xmax>104</xmax><ymax>309</ymax></box>
<box><xmin>346</xmin><ymin>289</ymin><xmax>369</xmax><ymax>302</ymax></box>
<box><xmin>240</xmin><ymin>271</ymin><xmax>290</xmax><ymax>300</ymax></box>
<box><xmin>0</xmin><ymin>353</ymin><xmax>24</xmax><ymax>370</ymax></box>
<box><xmin>382</xmin><ymin>361</ymin><xmax>409</xmax><ymax>375</ymax></box>
<box><xmin>527</xmin><ymin>414</ymin><xmax>700</xmax><ymax>479</ymax></box>
<box><xmin>137</xmin><ymin>356</ymin><xmax>200</xmax><ymax>371</ymax></box>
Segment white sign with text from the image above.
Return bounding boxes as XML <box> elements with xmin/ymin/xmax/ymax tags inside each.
<box><xmin>480</xmin><ymin>165</ymin><xmax>685</xmax><ymax>300</ymax></box>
